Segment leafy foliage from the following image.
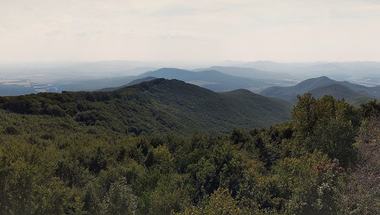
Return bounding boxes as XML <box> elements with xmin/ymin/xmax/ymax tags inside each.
<box><xmin>0</xmin><ymin>86</ymin><xmax>377</xmax><ymax>215</ymax></box>
<box><xmin>339</xmin><ymin>116</ymin><xmax>380</xmax><ymax>214</ymax></box>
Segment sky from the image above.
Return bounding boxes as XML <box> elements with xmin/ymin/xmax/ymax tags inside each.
<box><xmin>1</xmin><ymin>0</ymin><xmax>380</xmax><ymax>63</ymax></box>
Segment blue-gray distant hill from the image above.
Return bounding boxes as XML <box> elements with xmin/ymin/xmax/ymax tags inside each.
<box><xmin>193</xmin><ymin>66</ymin><xmax>289</xmax><ymax>80</ymax></box>
<box><xmin>0</xmin><ymin>84</ymin><xmax>36</xmax><ymax>96</ymax></box>
<box><xmin>260</xmin><ymin>76</ymin><xmax>380</xmax><ymax>105</ymax></box>
<box><xmin>136</xmin><ymin>68</ymin><xmax>267</xmax><ymax>92</ymax></box>
<box><xmin>59</xmin><ymin>68</ymin><xmax>269</xmax><ymax>93</ymax></box>
<box><xmin>99</xmin><ymin>77</ymin><xmax>157</xmax><ymax>91</ymax></box>
<box><xmin>230</xmin><ymin>61</ymin><xmax>380</xmax><ymax>81</ymax></box>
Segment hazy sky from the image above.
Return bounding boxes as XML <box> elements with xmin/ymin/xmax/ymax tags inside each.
<box><xmin>1</xmin><ymin>0</ymin><xmax>380</xmax><ymax>63</ymax></box>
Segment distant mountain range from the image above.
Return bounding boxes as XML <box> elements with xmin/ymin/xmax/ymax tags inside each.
<box><xmin>2</xmin><ymin>61</ymin><xmax>380</xmax><ymax>108</ymax></box>
<box><xmin>55</xmin><ymin>62</ymin><xmax>380</xmax><ymax>95</ymax></box>
<box><xmin>56</xmin><ymin>70</ymin><xmax>380</xmax><ymax>107</ymax></box>
<box><xmin>193</xmin><ymin>66</ymin><xmax>289</xmax><ymax>80</ymax></box>
<box><xmin>136</xmin><ymin>68</ymin><xmax>270</xmax><ymax>92</ymax></box>
<box><xmin>260</xmin><ymin>76</ymin><xmax>380</xmax><ymax>105</ymax></box>
<box><xmin>54</xmin><ymin>67</ymin><xmax>273</xmax><ymax>93</ymax></box>
<box><xmin>223</xmin><ymin>61</ymin><xmax>380</xmax><ymax>83</ymax></box>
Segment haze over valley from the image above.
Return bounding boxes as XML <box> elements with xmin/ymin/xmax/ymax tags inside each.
<box><xmin>2</xmin><ymin>60</ymin><xmax>380</xmax><ymax>111</ymax></box>
<box><xmin>2</xmin><ymin>1</ymin><xmax>380</xmax><ymax>214</ymax></box>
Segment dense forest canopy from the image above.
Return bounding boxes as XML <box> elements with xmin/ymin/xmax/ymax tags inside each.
<box><xmin>1</xmin><ymin>80</ymin><xmax>380</xmax><ymax>214</ymax></box>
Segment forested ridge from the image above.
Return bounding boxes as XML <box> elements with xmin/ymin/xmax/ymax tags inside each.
<box><xmin>0</xmin><ymin>79</ymin><xmax>291</xmax><ymax>135</ymax></box>
<box><xmin>0</xmin><ymin>79</ymin><xmax>380</xmax><ymax>214</ymax></box>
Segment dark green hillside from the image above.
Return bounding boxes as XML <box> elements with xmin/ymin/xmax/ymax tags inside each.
<box><xmin>0</xmin><ymin>79</ymin><xmax>292</xmax><ymax>135</ymax></box>
<box><xmin>288</xmin><ymin>84</ymin><xmax>374</xmax><ymax>104</ymax></box>
<box><xmin>137</xmin><ymin>81</ymin><xmax>292</xmax><ymax>133</ymax></box>
<box><xmin>308</xmin><ymin>84</ymin><xmax>374</xmax><ymax>105</ymax></box>
<box><xmin>122</xmin><ymin>79</ymin><xmax>292</xmax><ymax>133</ymax></box>
<box><xmin>221</xmin><ymin>89</ymin><xmax>292</xmax><ymax>126</ymax></box>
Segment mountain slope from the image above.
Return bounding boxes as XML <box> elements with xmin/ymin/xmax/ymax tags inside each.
<box><xmin>0</xmin><ymin>79</ymin><xmax>292</xmax><ymax>134</ymax></box>
<box><xmin>260</xmin><ymin>76</ymin><xmax>379</xmax><ymax>103</ymax></box>
<box><xmin>260</xmin><ymin>76</ymin><xmax>337</xmax><ymax>100</ymax></box>
<box><xmin>310</xmin><ymin>84</ymin><xmax>368</xmax><ymax>100</ymax></box>
<box><xmin>288</xmin><ymin>84</ymin><xmax>374</xmax><ymax>105</ymax></box>
<box><xmin>136</xmin><ymin>80</ymin><xmax>292</xmax><ymax>133</ymax></box>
